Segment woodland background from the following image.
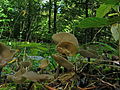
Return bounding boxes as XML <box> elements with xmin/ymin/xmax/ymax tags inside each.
<box><xmin>0</xmin><ymin>0</ymin><xmax>120</xmax><ymax>90</ymax></box>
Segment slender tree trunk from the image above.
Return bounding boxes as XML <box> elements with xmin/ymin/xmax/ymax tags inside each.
<box><xmin>53</xmin><ymin>0</ymin><xmax>57</xmax><ymax>33</ymax></box>
<box><xmin>85</xmin><ymin>0</ymin><xmax>88</xmax><ymax>18</ymax></box>
<box><xmin>85</xmin><ymin>0</ymin><xmax>89</xmax><ymax>43</ymax></box>
<box><xmin>48</xmin><ymin>0</ymin><xmax>52</xmax><ymax>33</ymax></box>
<box><xmin>26</xmin><ymin>0</ymin><xmax>32</xmax><ymax>41</ymax></box>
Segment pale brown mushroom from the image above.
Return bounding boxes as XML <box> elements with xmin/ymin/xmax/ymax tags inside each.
<box><xmin>52</xmin><ymin>54</ymin><xmax>74</xmax><ymax>71</ymax></box>
<box><xmin>7</xmin><ymin>68</ymin><xmax>27</xmax><ymax>83</ymax></box>
<box><xmin>79</xmin><ymin>49</ymin><xmax>98</xmax><ymax>62</ymax></box>
<box><xmin>52</xmin><ymin>32</ymin><xmax>79</xmax><ymax>45</ymax></box>
<box><xmin>20</xmin><ymin>61</ymin><xmax>32</xmax><ymax>68</ymax></box>
<box><xmin>0</xmin><ymin>43</ymin><xmax>17</xmax><ymax>67</ymax></box>
<box><xmin>39</xmin><ymin>59</ymin><xmax>50</xmax><ymax>69</ymax></box>
<box><xmin>22</xmin><ymin>71</ymin><xmax>54</xmax><ymax>82</ymax></box>
<box><xmin>56</xmin><ymin>42</ymin><xmax>78</xmax><ymax>56</ymax></box>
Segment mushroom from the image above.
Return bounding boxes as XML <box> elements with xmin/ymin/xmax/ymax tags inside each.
<box><xmin>8</xmin><ymin>69</ymin><xmax>54</xmax><ymax>83</ymax></box>
<box><xmin>52</xmin><ymin>32</ymin><xmax>79</xmax><ymax>56</ymax></box>
<box><xmin>39</xmin><ymin>59</ymin><xmax>50</xmax><ymax>69</ymax></box>
<box><xmin>0</xmin><ymin>43</ymin><xmax>17</xmax><ymax>67</ymax></box>
<box><xmin>0</xmin><ymin>43</ymin><xmax>17</xmax><ymax>80</ymax></box>
<box><xmin>7</xmin><ymin>68</ymin><xmax>27</xmax><ymax>83</ymax></box>
<box><xmin>56</xmin><ymin>42</ymin><xmax>78</xmax><ymax>56</ymax></box>
<box><xmin>79</xmin><ymin>49</ymin><xmax>98</xmax><ymax>62</ymax></box>
<box><xmin>22</xmin><ymin>71</ymin><xmax>54</xmax><ymax>82</ymax></box>
<box><xmin>20</xmin><ymin>61</ymin><xmax>32</xmax><ymax>68</ymax></box>
<box><xmin>52</xmin><ymin>54</ymin><xmax>74</xmax><ymax>71</ymax></box>
<box><xmin>52</xmin><ymin>32</ymin><xmax>79</xmax><ymax>47</ymax></box>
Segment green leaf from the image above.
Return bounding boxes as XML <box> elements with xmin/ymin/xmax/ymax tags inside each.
<box><xmin>96</xmin><ymin>4</ymin><xmax>112</xmax><ymax>18</ymax></box>
<box><xmin>94</xmin><ymin>42</ymin><xmax>118</xmax><ymax>55</ymax></box>
<box><xmin>111</xmin><ymin>23</ymin><xmax>120</xmax><ymax>41</ymax></box>
<box><xmin>34</xmin><ymin>0</ymin><xmax>38</xmax><ymax>2</ymax></box>
<box><xmin>108</xmin><ymin>16</ymin><xmax>120</xmax><ymax>24</ymax></box>
<box><xmin>100</xmin><ymin>0</ymin><xmax>120</xmax><ymax>5</ymax></box>
<box><xmin>78</xmin><ymin>17</ymin><xmax>109</xmax><ymax>28</ymax></box>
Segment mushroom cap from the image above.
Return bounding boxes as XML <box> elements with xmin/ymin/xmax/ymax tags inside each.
<box><xmin>15</xmin><ymin>68</ymin><xmax>27</xmax><ymax>77</ymax></box>
<box><xmin>39</xmin><ymin>59</ymin><xmax>49</xmax><ymax>69</ymax></box>
<box><xmin>7</xmin><ymin>75</ymin><xmax>26</xmax><ymax>84</ymax></box>
<box><xmin>0</xmin><ymin>43</ymin><xmax>8</xmax><ymax>54</ymax></box>
<box><xmin>52</xmin><ymin>32</ymin><xmax>79</xmax><ymax>47</ymax></box>
<box><xmin>0</xmin><ymin>43</ymin><xmax>17</xmax><ymax>67</ymax></box>
<box><xmin>22</xmin><ymin>71</ymin><xmax>54</xmax><ymax>82</ymax></box>
<box><xmin>56</xmin><ymin>42</ymin><xmax>78</xmax><ymax>56</ymax></box>
<box><xmin>79</xmin><ymin>49</ymin><xmax>98</xmax><ymax>58</ymax></box>
<box><xmin>20</xmin><ymin>61</ymin><xmax>32</xmax><ymax>68</ymax></box>
<box><xmin>52</xmin><ymin>54</ymin><xmax>74</xmax><ymax>70</ymax></box>
<box><xmin>7</xmin><ymin>68</ymin><xmax>27</xmax><ymax>84</ymax></box>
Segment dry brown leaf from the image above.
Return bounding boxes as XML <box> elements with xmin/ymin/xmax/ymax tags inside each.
<box><xmin>40</xmin><ymin>59</ymin><xmax>49</xmax><ymax>69</ymax></box>
<box><xmin>52</xmin><ymin>54</ymin><xmax>74</xmax><ymax>70</ymax></box>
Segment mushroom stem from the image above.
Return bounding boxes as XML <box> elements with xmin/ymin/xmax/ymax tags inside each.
<box><xmin>27</xmin><ymin>81</ymin><xmax>34</xmax><ymax>90</ymax></box>
<box><xmin>62</xmin><ymin>54</ymin><xmax>68</xmax><ymax>72</ymax></box>
<box><xmin>16</xmin><ymin>84</ymin><xmax>21</xmax><ymax>90</ymax></box>
<box><xmin>55</xmin><ymin>65</ymin><xmax>61</xmax><ymax>77</ymax></box>
<box><xmin>55</xmin><ymin>54</ymin><xmax>68</xmax><ymax>77</ymax></box>
<box><xmin>87</xmin><ymin>57</ymin><xmax>90</xmax><ymax>62</ymax></box>
<box><xmin>87</xmin><ymin>57</ymin><xmax>90</xmax><ymax>73</ymax></box>
<box><xmin>0</xmin><ymin>67</ymin><xmax>3</xmax><ymax>83</ymax></box>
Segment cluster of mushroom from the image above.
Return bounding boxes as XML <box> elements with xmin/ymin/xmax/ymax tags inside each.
<box><xmin>52</xmin><ymin>32</ymin><xmax>79</xmax><ymax>71</ymax></box>
<box><xmin>7</xmin><ymin>60</ymin><xmax>53</xmax><ymax>84</ymax></box>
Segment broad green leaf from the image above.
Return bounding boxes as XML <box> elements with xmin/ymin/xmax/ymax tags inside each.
<box><xmin>96</xmin><ymin>4</ymin><xmax>112</xmax><ymax>18</ymax></box>
<box><xmin>111</xmin><ymin>23</ymin><xmax>120</xmax><ymax>41</ymax></box>
<box><xmin>34</xmin><ymin>0</ymin><xmax>38</xmax><ymax>2</ymax></box>
<box><xmin>109</xmin><ymin>16</ymin><xmax>120</xmax><ymax>24</ymax></box>
<box><xmin>100</xmin><ymin>0</ymin><xmax>120</xmax><ymax>5</ymax></box>
<box><xmin>78</xmin><ymin>17</ymin><xmax>109</xmax><ymax>28</ymax></box>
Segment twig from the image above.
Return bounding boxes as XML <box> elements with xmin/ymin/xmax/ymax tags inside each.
<box><xmin>64</xmin><ymin>82</ymin><xmax>69</xmax><ymax>90</ymax></box>
<box><xmin>97</xmin><ymin>78</ymin><xmax>116</xmax><ymax>88</ymax></box>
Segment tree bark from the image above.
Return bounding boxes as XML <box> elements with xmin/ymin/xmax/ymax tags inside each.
<box><xmin>48</xmin><ymin>0</ymin><xmax>52</xmax><ymax>33</ymax></box>
<box><xmin>26</xmin><ymin>0</ymin><xmax>32</xmax><ymax>41</ymax></box>
<box><xmin>85</xmin><ymin>0</ymin><xmax>89</xmax><ymax>43</ymax></box>
<box><xmin>53</xmin><ymin>0</ymin><xmax>57</xmax><ymax>33</ymax></box>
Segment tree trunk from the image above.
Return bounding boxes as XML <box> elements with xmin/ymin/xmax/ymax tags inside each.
<box><xmin>26</xmin><ymin>0</ymin><xmax>32</xmax><ymax>41</ymax></box>
<box><xmin>85</xmin><ymin>0</ymin><xmax>89</xmax><ymax>43</ymax></box>
<box><xmin>48</xmin><ymin>0</ymin><xmax>52</xmax><ymax>33</ymax></box>
<box><xmin>53</xmin><ymin>0</ymin><xmax>57</xmax><ymax>33</ymax></box>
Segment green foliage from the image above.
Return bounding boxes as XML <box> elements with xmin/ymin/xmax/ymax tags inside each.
<box><xmin>96</xmin><ymin>4</ymin><xmax>112</xmax><ymax>18</ymax></box>
<box><xmin>99</xmin><ymin>0</ymin><xmax>120</xmax><ymax>5</ymax></box>
<box><xmin>111</xmin><ymin>24</ymin><xmax>120</xmax><ymax>41</ymax></box>
<box><xmin>94</xmin><ymin>42</ymin><xmax>118</xmax><ymax>55</ymax></box>
<box><xmin>78</xmin><ymin>17</ymin><xmax>110</xmax><ymax>28</ymax></box>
